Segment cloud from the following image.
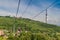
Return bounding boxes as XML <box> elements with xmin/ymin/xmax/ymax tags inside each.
<box><xmin>0</xmin><ymin>10</ymin><xmax>15</xmax><ymax>17</ymax></box>
<box><xmin>0</xmin><ymin>0</ymin><xmax>60</xmax><ymax>26</ymax></box>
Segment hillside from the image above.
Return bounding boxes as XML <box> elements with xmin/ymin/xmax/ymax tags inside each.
<box><xmin>0</xmin><ymin>16</ymin><xmax>60</xmax><ymax>40</ymax></box>
<box><xmin>0</xmin><ymin>16</ymin><xmax>60</xmax><ymax>33</ymax></box>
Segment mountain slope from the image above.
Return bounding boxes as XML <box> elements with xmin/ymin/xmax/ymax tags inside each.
<box><xmin>0</xmin><ymin>16</ymin><xmax>60</xmax><ymax>33</ymax></box>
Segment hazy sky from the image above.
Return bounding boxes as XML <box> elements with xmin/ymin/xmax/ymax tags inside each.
<box><xmin>0</xmin><ymin>0</ymin><xmax>60</xmax><ymax>25</ymax></box>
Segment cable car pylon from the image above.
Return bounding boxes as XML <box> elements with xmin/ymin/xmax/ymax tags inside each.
<box><xmin>13</xmin><ymin>0</ymin><xmax>20</xmax><ymax>33</ymax></box>
<box><xmin>45</xmin><ymin>9</ymin><xmax>47</xmax><ymax>23</ymax></box>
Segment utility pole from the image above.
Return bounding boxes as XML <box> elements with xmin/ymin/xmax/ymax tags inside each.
<box><xmin>13</xmin><ymin>0</ymin><xmax>20</xmax><ymax>33</ymax></box>
<box><xmin>45</xmin><ymin>9</ymin><xmax>47</xmax><ymax>23</ymax></box>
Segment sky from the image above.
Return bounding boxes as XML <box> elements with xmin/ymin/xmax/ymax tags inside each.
<box><xmin>0</xmin><ymin>0</ymin><xmax>60</xmax><ymax>26</ymax></box>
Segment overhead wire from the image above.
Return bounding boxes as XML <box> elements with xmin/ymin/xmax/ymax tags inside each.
<box><xmin>31</xmin><ymin>0</ymin><xmax>57</xmax><ymax>19</ymax></box>
<box><xmin>21</xmin><ymin>0</ymin><xmax>32</xmax><ymax>17</ymax></box>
